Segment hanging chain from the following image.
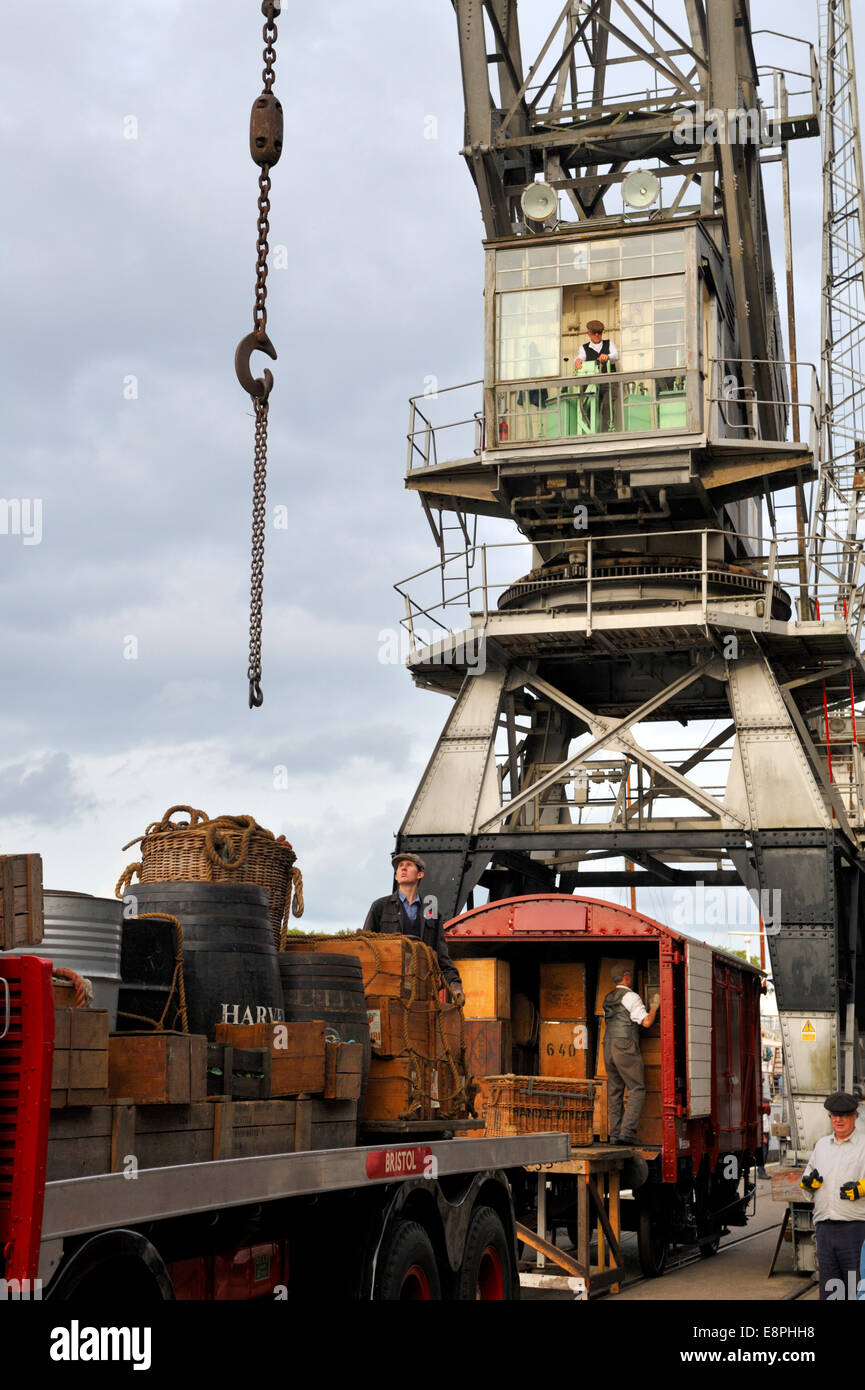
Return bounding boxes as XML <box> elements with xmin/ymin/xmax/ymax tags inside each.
<box><xmin>236</xmin><ymin>1</ymin><xmax>283</xmax><ymax>708</ymax></box>
<box><xmin>248</xmin><ymin>395</ymin><xmax>269</xmax><ymax>707</ymax></box>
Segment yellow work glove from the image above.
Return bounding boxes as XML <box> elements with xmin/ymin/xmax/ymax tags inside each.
<box><xmin>800</xmin><ymin>1170</ymin><xmax>823</xmax><ymax>1191</ymax></box>
<box><xmin>840</xmin><ymin>1179</ymin><xmax>865</xmax><ymax>1201</ymax></box>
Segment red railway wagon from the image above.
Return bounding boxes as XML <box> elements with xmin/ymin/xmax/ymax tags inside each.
<box><xmin>446</xmin><ymin>894</ymin><xmax>763</xmax><ymax>1276</ymax></box>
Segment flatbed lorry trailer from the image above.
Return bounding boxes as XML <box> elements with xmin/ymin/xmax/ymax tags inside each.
<box><xmin>1</xmin><ymin>953</ymin><xmax>569</xmax><ymax>1301</ymax></box>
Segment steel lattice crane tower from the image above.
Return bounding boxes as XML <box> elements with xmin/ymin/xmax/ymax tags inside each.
<box><xmin>814</xmin><ymin>0</ymin><xmax>865</xmax><ymax>620</ymax></box>
<box><xmin>394</xmin><ymin>0</ymin><xmax>865</xmax><ymax>1163</ymax></box>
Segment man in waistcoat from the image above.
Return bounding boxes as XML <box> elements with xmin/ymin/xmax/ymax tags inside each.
<box><xmin>574</xmin><ymin>320</ymin><xmax>620</xmax><ymax>431</ymax></box>
<box><xmin>602</xmin><ymin>964</ymin><xmax>659</xmax><ymax>1145</ymax></box>
<box><xmin>362</xmin><ymin>852</ymin><xmax>464</xmax><ymax>1000</ymax></box>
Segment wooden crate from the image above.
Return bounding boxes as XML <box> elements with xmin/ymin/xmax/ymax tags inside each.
<box><xmin>51</xmin><ymin>1007</ymin><xmax>109</xmax><ymax>1108</ymax></box>
<box><xmin>362</xmin><ymin>1054</ymin><xmax>429</xmax><ymax>1122</ymax></box>
<box><xmin>459</xmin><ymin>958</ymin><xmax>510</xmax><ymax>1019</ymax></box>
<box><xmin>539</xmin><ymin>962</ymin><xmax>586</xmax><ymax>1019</ymax></box>
<box><xmin>46</xmin><ymin>1096</ymin><xmax>360</xmax><ymax>1180</ymax></box>
<box><xmin>644</xmin><ymin>1063</ymin><xmax>662</xmax><ymax>1092</ymax></box>
<box><xmin>108</xmin><ymin>1032</ymin><xmax>207</xmax><ymax>1105</ymax></box>
<box><xmin>324</xmin><ymin>1041</ymin><xmax>364</xmax><ymax>1101</ymax></box>
<box><xmin>310</xmin><ymin>935</ymin><xmax>436</xmax><ymax>1001</ymax></box>
<box><xmin>592</xmin><ymin>1077</ymin><xmax>609</xmax><ymax>1141</ymax></box>
<box><xmin>464</xmin><ymin>1019</ymin><xmax>511</xmax><ymax>1079</ymax></box>
<box><xmin>539</xmin><ymin>1020</ymin><xmax>590</xmax><ymax>1079</ymax></box>
<box><xmin>434</xmin><ymin>1001</ymin><xmax>464</xmax><ymax>1062</ymax></box>
<box><xmin>637</xmin><ymin>1117</ymin><xmax>663</xmax><ymax>1146</ymax></box>
<box><xmin>213</xmin><ymin>1020</ymin><xmax>326</xmax><ymax>1097</ymax></box>
<box><xmin>366</xmin><ymin>996</ymin><xmax>433</xmax><ymax>1058</ymax></box>
<box><xmin>0</xmin><ymin>853</ymin><xmax>43</xmax><ymax>950</ymax></box>
<box><xmin>593</xmin><ymin>958</ymin><xmax>636</xmax><ymax>1014</ymax></box>
<box><xmin>431</xmin><ymin>1056</ymin><xmax>470</xmax><ymax>1120</ymax></box>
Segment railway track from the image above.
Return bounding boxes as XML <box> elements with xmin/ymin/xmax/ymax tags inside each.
<box><xmin>616</xmin><ymin>1219</ymin><xmax>817</xmax><ymax>1299</ymax></box>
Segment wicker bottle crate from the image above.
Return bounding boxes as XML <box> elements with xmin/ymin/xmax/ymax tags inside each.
<box><xmin>484</xmin><ymin>1074</ymin><xmax>594</xmax><ymax>1146</ymax></box>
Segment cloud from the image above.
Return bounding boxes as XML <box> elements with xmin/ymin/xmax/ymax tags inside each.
<box><xmin>0</xmin><ymin>752</ymin><xmax>94</xmax><ymax>829</ymax></box>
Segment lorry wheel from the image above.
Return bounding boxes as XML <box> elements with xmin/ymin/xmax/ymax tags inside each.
<box><xmin>457</xmin><ymin>1206</ymin><xmax>512</xmax><ymax>1300</ymax></box>
<box><xmin>377</xmin><ymin>1221</ymin><xmax>441</xmax><ymax>1301</ymax></box>
<box><xmin>699</xmin><ymin>1230</ymin><xmax>722</xmax><ymax>1258</ymax></box>
<box><xmin>637</xmin><ymin>1206</ymin><xmax>668</xmax><ymax>1278</ymax></box>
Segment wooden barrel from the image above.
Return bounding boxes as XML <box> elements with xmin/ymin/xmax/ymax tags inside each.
<box><xmin>278</xmin><ymin>952</ymin><xmax>371</xmax><ymax>1093</ymax></box>
<box><xmin>117</xmin><ymin>881</ymin><xmax>284</xmax><ymax>1037</ymax></box>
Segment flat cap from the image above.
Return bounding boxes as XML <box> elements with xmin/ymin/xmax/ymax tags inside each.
<box><xmin>392</xmin><ymin>851</ymin><xmax>425</xmax><ymax>872</ymax></box>
<box><xmin>824</xmin><ymin>1091</ymin><xmax>860</xmax><ymax>1115</ymax></box>
<box><xmin>586</xmin><ymin>319</ymin><xmax>605</xmax><ymax>333</ymax></box>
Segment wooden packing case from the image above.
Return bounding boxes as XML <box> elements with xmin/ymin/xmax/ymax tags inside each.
<box><xmin>539</xmin><ymin>962</ymin><xmax>586</xmax><ymax>1019</ymax></box>
<box><xmin>108</xmin><ymin>1031</ymin><xmax>208</xmax><ymax>1105</ymax></box>
<box><xmin>212</xmin><ymin>1020</ymin><xmax>327</xmax><ymax>1097</ymax></box>
<box><xmin>1</xmin><ymin>853</ymin><xmax>43</xmax><ymax>950</ymax></box>
<box><xmin>52</xmin><ymin>1006</ymin><xmax>110</xmax><ymax>1108</ymax></box>
<box><xmin>459</xmin><ymin>958</ymin><xmax>510</xmax><ymax>1019</ymax></box>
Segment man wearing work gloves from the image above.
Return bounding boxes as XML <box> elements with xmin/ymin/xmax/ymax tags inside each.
<box><xmin>799</xmin><ymin>1091</ymin><xmax>865</xmax><ymax>1299</ymax></box>
<box><xmin>362</xmin><ymin>852</ymin><xmax>464</xmax><ymax>1002</ymax></box>
<box><xmin>602</xmin><ymin>965</ymin><xmax>659</xmax><ymax>1145</ymax></box>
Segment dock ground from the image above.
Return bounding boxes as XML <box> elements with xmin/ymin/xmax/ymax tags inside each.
<box><xmin>522</xmin><ymin>1173</ymin><xmax>819</xmax><ymax>1302</ymax></box>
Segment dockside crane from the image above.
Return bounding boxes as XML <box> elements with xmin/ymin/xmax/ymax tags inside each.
<box><xmin>393</xmin><ymin>0</ymin><xmax>865</xmax><ymax>1168</ymax></box>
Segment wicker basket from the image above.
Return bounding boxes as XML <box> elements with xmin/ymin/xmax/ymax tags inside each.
<box><xmin>115</xmin><ymin>805</ymin><xmax>304</xmax><ymax>945</ymax></box>
<box><xmin>484</xmin><ymin>1075</ymin><xmax>594</xmax><ymax>1147</ymax></box>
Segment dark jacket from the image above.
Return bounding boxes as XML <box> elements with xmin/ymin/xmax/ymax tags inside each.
<box><xmin>362</xmin><ymin>892</ymin><xmax>462</xmax><ymax>991</ymax></box>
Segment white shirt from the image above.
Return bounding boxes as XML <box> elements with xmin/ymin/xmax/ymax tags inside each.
<box><xmin>576</xmin><ymin>339</ymin><xmax>620</xmax><ymax>365</ymax></box>
<box><xmin>619</xmin><ymin>988</ymin><xmax>648</xmax><ymax>1026</ymax></box>
<box><xmin>803</xmin><ymin>1131</ymin><xmax>865</xmax><ymax>1223</ymax></box>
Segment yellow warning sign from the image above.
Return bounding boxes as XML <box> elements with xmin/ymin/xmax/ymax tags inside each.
<box><xmin>801</xmin><ymin>1020</ymin><xmax>817</xmax><ymax>1042</ymax></box>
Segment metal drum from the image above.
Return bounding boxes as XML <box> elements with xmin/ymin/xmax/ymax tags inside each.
<box><xmin>278</xmin><ymin>951</ymin><xmax>371</xmax><ymax>1093</ymax></box>
<box><xmin>117</xmin><ymin>881</ymin><xmax>284</xmax><ymax>1037</ymax></box>
<box><xmin>10</xmin><ymin>890</ymin><xmax>124</xmax><ymax>1028</ymax></box>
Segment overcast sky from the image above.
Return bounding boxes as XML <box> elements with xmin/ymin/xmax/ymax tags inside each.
<box><xmin>0</xmin><ymin>0</ymin><xmax>857</xmax><ymax>942</ymax></box>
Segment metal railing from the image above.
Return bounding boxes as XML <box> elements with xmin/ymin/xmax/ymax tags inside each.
<box><xmin>495</xmin><ymin>369</ymin><xmax>694</xmax><ymax>443</ymax></box>
<box><xmin>394</xmin><ymin>525</ymin><xmax>865</xmax><ymax>652</ymax></box>
<box><xmin>707</xmin><ymin>358</ymin><xmax>821</xmax><ymax>452</ymax></box>
<box><xmin>406</xmin><ymin>381</ymin><xmax>483</xmax><ymax>472</ymax></box>
<box><xmin>406</xmin><ymin>360</ymin><xmax>820</xmax><ymax>473</ymax></box>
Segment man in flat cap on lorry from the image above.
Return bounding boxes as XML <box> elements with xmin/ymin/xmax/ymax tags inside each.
<box><xmin>362</xmin><ymin>852</ymin><xmax>464</xmax><ymax>1001</ymax></box>
<box><xmin>799</xmin><ymin>1091</ymin><xmax>865</xmax><ymax>1299</ymax></box>
<box><xmin>602</xmin><ymin>965</ymin><xmax>659</xmax><ymax>1145</ymax></box>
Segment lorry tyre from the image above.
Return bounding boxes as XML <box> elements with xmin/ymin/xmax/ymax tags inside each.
<box><xmin>637</xmin><ymin>1206</ymin><xmax>668</xmax><ymax>1278</ymax></box>
<box><xmin>699</xmin><ymin>1229</ymin><xmax>721</xmax><ymax>1258</ymax></box>
<box><xmin>377</xmin><ymin>1220</ymin><xmax>441</xmax><ymax>1300</ymax></box>
<box><xmin>457</xmin><ymin>1206</ymin><xmax>512</xmax><ymax>1300</ymax></box>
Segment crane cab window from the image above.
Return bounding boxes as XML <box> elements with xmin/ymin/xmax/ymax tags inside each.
<box><xmin>492</xmin><ymin>229</ymin><xmax>691</xmax><ymax>440</ymax></box>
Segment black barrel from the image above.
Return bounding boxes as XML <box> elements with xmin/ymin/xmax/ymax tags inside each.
<box><xmin>278</xmin><ymin>952</ymin><xmax>371</xmax><ymax>1092</ymax></box>
<box><xmin>117</xmin><ymin>881</ymin><xmax>284</xmax><ymax>1037</ymax></box>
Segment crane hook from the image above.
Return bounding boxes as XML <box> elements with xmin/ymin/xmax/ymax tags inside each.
<box><xmin>235</xmin><ymin>330</ymin><xmax>277</xmax><ymax>401</ymax></box>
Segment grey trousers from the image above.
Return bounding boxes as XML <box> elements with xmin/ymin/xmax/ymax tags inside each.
<box><xmin>815</xmin><ymin>1220</ymin><xmax>865</xmax><ymax>1300</ymax></box>
<box><xmin>604</xmin><ymin>1037</ymin><xmax>646</xmax><ymax>1140</ymax></box>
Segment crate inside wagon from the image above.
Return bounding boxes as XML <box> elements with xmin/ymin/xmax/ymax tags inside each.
<box><xmin>446</xmin><ymin>893</ymin><xmax>764</xmax><ymax>1278</ymax></box>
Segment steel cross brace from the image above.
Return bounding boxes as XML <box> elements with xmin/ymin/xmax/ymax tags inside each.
<box><xmin>478</xmin><ymin>658</ymin><xmax>745</xmax><ymax>831</ymax></box>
